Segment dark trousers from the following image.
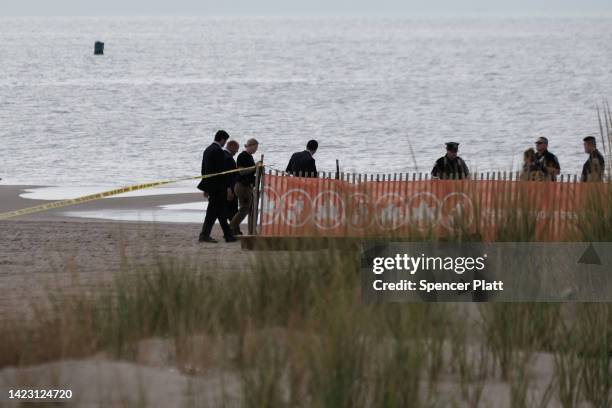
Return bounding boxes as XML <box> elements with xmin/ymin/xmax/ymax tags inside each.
<box><xmin>200</xmin><ymin>191</ymin><xmax>233</xmax><ymax>239</ymax></box>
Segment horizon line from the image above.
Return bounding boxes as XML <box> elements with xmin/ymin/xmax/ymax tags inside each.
<box><xmin>2</xmin><ymin>12</ymin><xmax>612</xmax><ymax>19</ymax></box>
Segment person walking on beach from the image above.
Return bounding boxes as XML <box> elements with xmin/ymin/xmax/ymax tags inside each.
<box><xmin>197</xmin><ymin>130</ymin><xmax>236</xmax><ymax>243</ymax></box>
<box><xmin>520</xmin><ymin>148</ymin><xmax>546</xmax><ymax>181</ymax></box>
<box><xmin>581</xmin><ymin>136</ymin><xmax>605</xmax><ymax>182</ymax></box>
<box><xmin>286</xmin><ymin>140</ymin><xmax>318</xmax><ymax>177</ymax></box>
<box><xmin>431</xmin><ymin>142</ymin><xmax>470</xmax><ymax>180</ymax></box>
<box><xmin>229</xmin><ymin>138</ymin><xmax>259</xmax><ymax>235</ymax></box>
<box><xmin>534</xmin><ymin>137</ymin><xmax>561</xmax><ymax>181</ymax></box>
<box><xmin>223</xmin><ymin>140</ymin><xmax>240</xmax><ymax>223</ymax></box>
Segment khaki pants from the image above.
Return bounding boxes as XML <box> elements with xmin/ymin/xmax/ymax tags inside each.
<box><xmin>229</xmin><ymin>183</ymin><xmax>253</xmax><ymax>233</ymax></box>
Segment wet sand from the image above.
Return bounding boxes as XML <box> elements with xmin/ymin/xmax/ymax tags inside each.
<box><xmin>0</xmin><ymin>185</ymin><xmax>205</xmax><ymax>222</ymax></box>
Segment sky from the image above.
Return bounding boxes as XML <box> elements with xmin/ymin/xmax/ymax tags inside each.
<box><xmin>1</xmin><ymin>0</ymin><xmax>611</xmax><ymax>17</ymax></box>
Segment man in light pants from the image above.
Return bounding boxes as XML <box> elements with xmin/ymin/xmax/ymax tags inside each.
<box><xmin>230</xmin><ymin>138</ymin><xmax>259</xmax><ymax>235</ymax></box>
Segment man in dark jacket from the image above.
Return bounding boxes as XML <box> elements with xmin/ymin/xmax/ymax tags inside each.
<box><xmin>223</xmin><ymin>140</ymin><xmax>240</xmax><ymax>222</ymax></box>
<box><xmin>197</xmin><ymin>130</ymin><xmax>236</xmax><ymax>243</ymax></box>
<box><xmin>431</xmin><ymin>142</ymin><xmax>470</xmax><ymax>180</ymax></box>
<box><xmin>581</xmin><ymin>136</ymin><xmax>605</xmax><ymax>182</ymax></box>
<box><xmin>230</xmin><ymin>138</ymin><xmax>259</xmax><ymax>235</ymax></box>
<box><xmin>286</xmin><ymin>140</ymin><xmax>318</xmax><ymax>177</ymax></box>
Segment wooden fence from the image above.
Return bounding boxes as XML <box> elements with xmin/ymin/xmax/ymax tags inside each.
<box><xmin>250</xmin><ymin>168</ymin><xmax>610</xmax><ymax>241</ymax></box>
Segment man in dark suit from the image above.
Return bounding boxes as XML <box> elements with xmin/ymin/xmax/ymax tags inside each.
<box><xmin>197</xmin><ymin>130</ymin><xmax>236</xmax><ymax>243</ymax></box>
<box><xmin>286</xmin><ymin>140</ymin><xmax>318</xmax><ymax>177</ymax></box>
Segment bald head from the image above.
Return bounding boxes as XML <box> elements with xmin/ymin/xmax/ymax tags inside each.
<box><xmin>226</xmin><ymin>140</ymin><xmax>240</xmax><ymax>155</ymax></box>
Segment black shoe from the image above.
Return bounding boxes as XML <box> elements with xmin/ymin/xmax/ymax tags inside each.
<box><xmin>232</xmin><ymin>230</ymin><xmax>243</xmax><ymax>236</ymax></box>
<box><xmin>225</xmin><ymin>236</ymin><xmax>238</xmax><ymax>243</ymax></box>
<box><xmin>199</xmin><ymin>236</ymin><xmax>218</xmax><ymax>243</ymax></box>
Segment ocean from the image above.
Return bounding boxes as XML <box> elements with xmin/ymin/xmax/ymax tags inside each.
<box><xmin>1</xmin><ymin>17</ymin><xmax>611</xmax><ymax>187</ymax></box>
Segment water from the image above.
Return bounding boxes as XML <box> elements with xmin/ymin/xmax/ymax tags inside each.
<box><xmin>61</xmin><ymin>207</ymin><xmax>205</xmax><ymax>224</ymax></box>
<box><xmin>19</xmin><ymin>186</ymin><xmax>196</xmax><ymax>200</ymax></box>
<box><xmin>1</xmin><ymin>17</ymin><xmax>611</xmax><ymax>188</ymax></box>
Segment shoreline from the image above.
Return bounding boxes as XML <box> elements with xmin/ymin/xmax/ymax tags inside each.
<box><xmin>0</xmin><ymin>184</ymin><xmax>206</xmax><ymax>224</ymax></box>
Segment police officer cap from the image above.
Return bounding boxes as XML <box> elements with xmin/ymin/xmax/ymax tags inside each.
<box><xmin>445</xmin><ymin>142</ymin><xmax>460</xmax><ymax>151</ymax></box>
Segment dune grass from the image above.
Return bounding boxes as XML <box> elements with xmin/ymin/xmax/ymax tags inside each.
<box><xmin>1</xmin><ymin>239</ymin><xmax>611</xmax><ymax>406</ymax></box>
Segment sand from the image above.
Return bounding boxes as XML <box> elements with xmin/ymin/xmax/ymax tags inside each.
<box><xmin>0</xmin><ymin>185</ymin><xmax>253</xmax><ymax>316</ymax></box>
<box><xmin>0</xmin><ymin>358</ymin><xmax>241</xmax><ymax>407</ymax></box>
<box><xmin>0</xmin><ymin>341</ymin><xmax>560</xmax><ymax>408</ymax></box>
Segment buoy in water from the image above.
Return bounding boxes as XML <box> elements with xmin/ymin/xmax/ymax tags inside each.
<box><xmin>94</xmin><ymin>41</ymin><xmax>104</xmax><ymax>55</ymax></box>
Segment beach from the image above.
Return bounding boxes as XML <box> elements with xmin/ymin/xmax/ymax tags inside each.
<box><xmin>0</xmin><ymin>185</ymin><xmax>251</xmax><ymax>314</ymax></box>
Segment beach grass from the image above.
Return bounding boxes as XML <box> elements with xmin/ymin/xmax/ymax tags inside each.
<box><xmin>1</xmin><ymin>201</ymin><xmax>611</xmax><ymax>406</ymax></box>
<box><xmin>1</xmin><ymin>237</ymin><xmax>611</xmax><ymax>406</ymax></box>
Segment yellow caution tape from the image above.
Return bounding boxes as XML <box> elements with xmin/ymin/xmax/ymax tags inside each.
<box><xmin>0</xmin><ymin>164</ymin><xmax>263</xmax><ymax>221</ymax></box>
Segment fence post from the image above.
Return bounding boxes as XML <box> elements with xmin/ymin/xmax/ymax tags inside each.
<box><xmin>250</xmin><ymin>154</ymin><xmax>264</xmax><ymax>236</ymax></box>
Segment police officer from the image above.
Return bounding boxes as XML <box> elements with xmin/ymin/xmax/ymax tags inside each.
<box><xmin>581</xmin><ymin>136</ymin><xmax>605</xmax><ymax>182</ymax></box>
<box><xmin>431</xmin><ymin>142</ymin><xmax>470</xmax><ymax>180</ymax></box>
<box><xmin>534</xmin><ymin>137</ymin><xmax>561</xmax><ymax>181</ymax></box>
<box><xmin>286</xmin><ymin>140</ymin><xmax>318</xmax><ymax>177</ymax></box>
